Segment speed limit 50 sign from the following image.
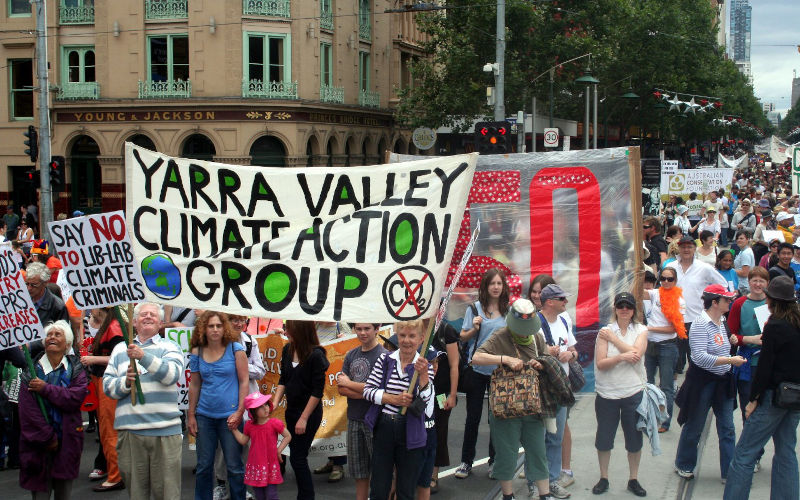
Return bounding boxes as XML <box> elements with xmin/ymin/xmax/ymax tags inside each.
<box><xmin>543</xmin><ymin>128</ymin><xmax>559</xmax><ymax>148</ymax></box>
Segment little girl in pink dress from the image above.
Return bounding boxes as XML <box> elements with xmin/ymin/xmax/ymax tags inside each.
<box><xmin>232</xmin><ymin>392</ymin><xmax>292</xmax><ymax>500</ymax></box>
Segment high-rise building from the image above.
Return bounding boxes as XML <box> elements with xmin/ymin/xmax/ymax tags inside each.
<box><xmin>729</xmin><ymin>0</ymin><xmax>752</xmax><ymax>64</ymax></box>
<box><xmin>1</xmin><ymin>0</ymin><xmax>427</xmax><ymax>214</ymax></box>
<box><xmin>762</xmin><ymin>102</ymin><xmax>775</xmax><ymax>114</ymax></box>
<box><xmin>792</xmin><ymin>72</ymin><xmax>800</xmax><ymax>108</ymax></box>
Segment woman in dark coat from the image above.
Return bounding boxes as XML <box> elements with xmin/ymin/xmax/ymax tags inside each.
<box><xmin>19</xmin><ymin>320</ymin><xmax>88</xmax><ymax>499</ymax></box>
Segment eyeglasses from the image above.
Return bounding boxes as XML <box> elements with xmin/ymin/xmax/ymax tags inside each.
<box><xmin>615</xmin><ymin>304</ymin><xmax>635</xmax><ymax>310</ymax></box>
<box><xmin>547</xmin><ymin>297</ymin><xmax>567</xmax><ymax>302</ymax></box>
<box><xmin>659</xmin><ymin>276</ymin><xmax>676</xmax><ymax>283</ymax></box>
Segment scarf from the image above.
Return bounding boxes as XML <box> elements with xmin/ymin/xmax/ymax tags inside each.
<box><xmin>659</xmin><ymin>286</ymin><xmax>687</xmax><ymax>339</ymax></box>
<box><xmin>510</xmin><ymin>330</ymin><xmax>533</xmax><ymax>346</ymax></box>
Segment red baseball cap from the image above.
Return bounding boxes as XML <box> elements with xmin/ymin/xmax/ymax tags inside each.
<box><xmin>702</xmin><ymin>284</ymin><xmax>736</xmax><ymax>299</ymax></box>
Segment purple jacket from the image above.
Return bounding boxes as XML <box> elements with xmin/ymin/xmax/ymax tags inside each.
<box><xmin>18</xmin><ymin>354</ymin><xmax>88</xmax><ymax>492</ymax></box>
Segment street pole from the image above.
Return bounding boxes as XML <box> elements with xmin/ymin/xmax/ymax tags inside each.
<box><xmin>532</xmin><ymin>96</ymin><xmax>537</xmax><ymax>152</ymax></box>
<box><xmin>517</xmin><ymin>110</ymin><xmax>524</xmax><ymax>153</ymax></box>
<box><xmin>494</xmin><ymin>0</ymin><xmax>505</xmax><ymax>121</ymax></box>
<box><xmin>584</xmin><ymin>85</ymin><xmax>590</xmax><ymax>149</ymax></box>
<box><xmin>34</xmin><ymin>0</ymin><xmax>52</xmax><ymax>239</ymax></box>
<box><xmin>548</xmin><ymin>68</ymin><xmax>554</xmax><ymax>128</ymax></box>
<box><xmin>593</xmin><ymin>85</ymin><xmax>598</xmax><ymax>149</ymax></box>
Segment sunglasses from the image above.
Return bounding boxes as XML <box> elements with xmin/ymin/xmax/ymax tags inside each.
<box><xmin>643</xmin><ymin>225</ymin><xmax>652</xmax><ymax>229</ymax></box>
<box><xmin>615</xmin><ymin>303</ymin><xmax>635</xmax><ymax>310</ymax></box>
<box><xmin>659</xmin><ymin>276</ymin><xmax>676</xmax><ymax>283</ymax></box>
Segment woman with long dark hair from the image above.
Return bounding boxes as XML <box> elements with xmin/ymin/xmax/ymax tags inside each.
<box><xmin>188</xmin><ymin>311</ymin><xmax>249</xmax><ymax>500</ymax></box>
<box><xmin>724</xmin><ymin>276</ymin><xmax>800</xmax><ymax>500</ymax></box>
<box><xmin>272</xmin><ymin>321</ymin><xmax>329</xmax><ymax>499</ymax></box>
<box><xmin>454</xmin><ymin>268</ymin><xmax>510</xmax><ymax>479</ymax></box>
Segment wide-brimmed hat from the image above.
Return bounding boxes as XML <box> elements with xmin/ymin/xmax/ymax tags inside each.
<box><xmin>776</xmin><ymin>212</ymin><xmax>794</xmax><ymax>223</ymax></box>
<box><xmin>765</xmin><ymin>276</ymin><xmax>796</xmax><ymax>302</ymax></box>
<box><xmin>244</xmin><ymin>392</ymin><xmax>272</xmax><ymax>410</ymax></box>
<box><xmin>677</xmin><ymin>205</ymin><xmax>688</xmax><ymax>214</ymax></box>
<box><xmin>505</xmin><ymin>299</ymin><xmax>541</xmax><ymax>337</ymax></box>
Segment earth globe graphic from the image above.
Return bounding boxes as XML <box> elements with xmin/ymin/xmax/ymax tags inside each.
<box><xmin>141</xmin><ymin>253</ymin><xmax>181</xmax><ymax>299</ymax></box>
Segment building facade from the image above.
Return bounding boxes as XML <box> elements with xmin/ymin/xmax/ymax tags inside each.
<box><xmin>729</xmin><ymin>0</ymin><xmax>751</xmax><ymax>67</ymax></box>
<box><xmin>792</xmin><ymin>72</ymin><xmax>800</xmax><ymax>108</ymax></box>
<box><xmin>1</xmin><ymin>0</ymin><xmax>427</xmax><ymax>215</ymax></box>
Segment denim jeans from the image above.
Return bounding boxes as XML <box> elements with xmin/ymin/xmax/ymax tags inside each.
<box><xmin>645</xmin><ymin>340</ymin><xmax>678</xmax><ymax>428</ymax></box>
<box><xmin>544</xmin><ymin>405</ymin><xmax>568</xmax><ymax>482</ymax></box>
<box><xmin>370</xmin><ymin>414</ymin><xmax>424</xmax><ymax>500</ymax></box>
<box><xmin>195</xmin><ymin>415</ymin><xmax>244</xmax><ymax>500</ymax></box>
<box><xmin>674</xmin><ymin>379</ymin><xmax>736</xmax><ymax>478</ymax></box>
<box><xmin>723</xmin><ymin>390</ymin><xmax>800</xmax><ymax>500</ymax></box>
<box><xmin>286</xmin><ymin>408</ymin><xmax>322</xmax><ymax>500</ymax></box>
<box><xmin>460</xmin><ymin>369</ymin><xmax>493</xmax><ymax>465</ymax></box>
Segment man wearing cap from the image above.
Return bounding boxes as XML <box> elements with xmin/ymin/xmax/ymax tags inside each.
<box><xmin>103</xmin><ymin>303</ymin><xmax>185</xmax><ymax>499</ymax></box>
<box><xmin>537</xmin><ymin>284</ymin><xmax>578</xmax><ymax>498</ymax></box>
<box><xmin>667</xmin><ymin>236</ymin><xmax>727</xmax><ymax>373</ymax></box>
<box><xmin>643</xmin><ymin>217</ymin><xmax>667</xmax><ymax>272</ymax></box>
<box><xmin>3</xmin><ymin>205</ymin><xmax>19</xmax><ymax>240</ymax></box>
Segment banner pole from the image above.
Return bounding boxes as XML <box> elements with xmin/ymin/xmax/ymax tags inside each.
<box><xmin>113</xmin><ymin>306</ymin><xmax>145</xmax><ymax>405</ymax></box>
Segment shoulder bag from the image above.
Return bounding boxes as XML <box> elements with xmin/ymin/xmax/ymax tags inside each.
<box><xmin>773</xmin><ymin>381</ymin><xmax>800</xmax><ymax>410</ymax></box>
<box><xmin>489</xmin><ymin>342</ymin><xmax>541</xmax><ymax>419</ymax></box>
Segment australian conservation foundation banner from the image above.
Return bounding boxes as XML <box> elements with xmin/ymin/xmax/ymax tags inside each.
<box><xmin>125</xmin><ymin>143</ymin><xmax>476</xmax><ymax>322</ymax></box>
<box><xmin>659</xmin><ymin>167</ymin><xmax>734</xmax><ymax>201</ymax></box>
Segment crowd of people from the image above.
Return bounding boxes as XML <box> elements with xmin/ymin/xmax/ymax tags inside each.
<box><xmin>0</xmin><ymin>152</ymin><xmax>798</xmax><ymax>500</ymax></box>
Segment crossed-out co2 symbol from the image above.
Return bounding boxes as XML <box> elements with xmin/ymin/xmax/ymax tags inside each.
<box><xmin>669</xmin><ymin>174</ymin><xmax>685</xmax><ymax>192</ymax></box>
<box><xmin>382</xmin><ymin>266</ymin><xmax>435</xmax><ymax>320</ymax></box>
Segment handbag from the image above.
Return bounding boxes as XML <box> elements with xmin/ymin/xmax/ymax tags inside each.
<box><xmin>489</xmin><ymin>343</ymin><xmax>541</xmax><ymax>419</ymax></box>
<box><xmin>773</xmin><ymin>381</ymin><xmax>800</xmax><ymax>410</ymax></box>
<box><xmin>567</xmin><ymin>359</ymin><xmax>586</xmax><ymax>392</ymax></box>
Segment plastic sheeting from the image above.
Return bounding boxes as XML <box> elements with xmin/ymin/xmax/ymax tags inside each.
<box><xmin>390</xmin><ymin>148</ymin><xmax>642</xmax><ymax>390</ymax></box>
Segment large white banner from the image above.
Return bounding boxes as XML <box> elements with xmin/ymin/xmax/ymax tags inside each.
<box><xmin>125</xmin><ymin>144</ymin><xmax>476</xmax><ymax>322</ymax></box>
<box><xmin>660</xmin><ymin>168</ymin><xmax>734</xmax><ymax>201</ymax></box>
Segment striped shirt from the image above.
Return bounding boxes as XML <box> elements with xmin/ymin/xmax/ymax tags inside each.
<box><xmin>363</xmin><ymin>351</ymin><xmax>434</xmax><ymax>415</ymax></box>
<box><xmin>103</xmin><ymin>334</ymin><xmax>185</xmax><ymax>436</ymax></box>
<box><xmin>689</xmin><ymin>310</ymin><xmax>732</xmax><ymax>376</ymax></box>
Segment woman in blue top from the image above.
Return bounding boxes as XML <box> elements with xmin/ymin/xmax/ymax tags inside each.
<box><xmin>716</xmin><ymin>250</ymin><xmax>739</xmax><ymax>293</ymax></box>
<box><xmin>188</xmin><ymin>311</ymin><xmax>249</xmax><ymax>500</ymax></box>
<box><xmin>454</xmin><ymin>268</ymin><xmax>509</xmax><ymax>479</ymax></box>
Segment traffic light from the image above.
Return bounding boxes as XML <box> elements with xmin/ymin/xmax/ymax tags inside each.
<box><xmin>50</xmin><ymin>156</ymin><xmax>65</xmax><ymax>191</ymax></box>
<box><xmin>24</xmin><ymin>168</ymin><xmax>40</xmax><ymax>187</ymax></box>
<box><xmin>474</xmin><ymin>121</ymin><xmax>511</xmax><ymax>154</ymax></box>
<box><xmin>23</xmin><ymin>125</ymin><xmax>38</xmax><ymax>163</ymax></box>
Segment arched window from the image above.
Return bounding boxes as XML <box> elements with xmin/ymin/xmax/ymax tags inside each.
<box><xmin>181</xmin><ymin>134</ymin><xmax>216</xmax><ymax>161</ymax></box>
<box><xmin>250</xmin><ymin>135</ymin><xmax>286</xmax><ymax>167</ymax></box>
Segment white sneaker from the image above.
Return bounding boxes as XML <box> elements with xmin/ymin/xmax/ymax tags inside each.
<box><xmin>527</xmin><ymin>484</ymin><xmax>537</xmax><ymax>499</ymax></box>
<box><xmin>559</xmin><ymin>470</ymin><xmax>575</xmax><ymax>487</ymax></box>
<box><xmin>675</xmin><ymin>467</ymin><xmax>694</xmax><ymax>480</ymax></box>
<box><xmin>454</xmin><ymin>462</ymin><xmax>471</xmax><ymax>479</ymax></box>
<box><xmin>549</xmin><ymin>482</ymin><xmax>571</xmax><ymax>498</ymax></box>
<box><xmin>213</xmin><ymin>485</ymin><xmax>229</xmax><ymax>500</ymax></box>
<box><xmin>488</xmin><ymin>463</ymin><xmax>496</xmax><ymax>479</ymax></box>
<box><xmin>754</xmin><ymin>460</ymin><xmax>761</xmax><ymax>473</ymax></box>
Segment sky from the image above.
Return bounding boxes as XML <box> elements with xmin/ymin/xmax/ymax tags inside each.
<box><xmin>744</xmin><ymin>0</ymin><xmax>800</xmax><ymax>113</ymax></box>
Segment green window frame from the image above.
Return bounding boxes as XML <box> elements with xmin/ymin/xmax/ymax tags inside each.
<box><xmin>359</xmin><ymin>51</ymin><xmax>370</xmax><ymax>92</ymax></box>
<box><xmin>9</xmin><ymin>0</ymin><xmax>31</xmax><ymax>16</ymax></box>
<box><xmin>320</xmin><ymin>42</ymin><xmax>332</xmax><ymax>86</ymax></box>
<box><xmin>9</xmin><ymin>58</ymin><xmax>34</xmax><ymax>120</ymax></box>
<box><xmin>358</xmin><ymin>0</ymin><xmax>371</xmax><ymax>39</ymax></box>
<box><xmin>147</xmin><ymin>34</ymin><xmax>189</xmax><ymax>83</ymax></box>
<box><xmin>243</xmin><ymin>32</ymin><xmax>292</xmax><ymax>83</ymax></box>
<box><xmin>320</xmin><ymin>0</ymin><xmax>333</xmax><ymax>30</ymax></box>
<box><xmin>62</xmin><ymin>46</ymin><xmax>96</xmax><ymax>83</ymax></box>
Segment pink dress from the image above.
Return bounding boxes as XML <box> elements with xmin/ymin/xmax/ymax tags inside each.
<box><xmin>244</xmin><ymin>418</ymin><xmax>284</xmax><ymax>486</ymax></box>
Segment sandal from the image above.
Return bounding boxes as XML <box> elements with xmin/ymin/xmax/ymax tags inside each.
<box><xmin>430</xmin><ymin>478</ymin><xmax>439</xmax><ymax>494</ymax></box>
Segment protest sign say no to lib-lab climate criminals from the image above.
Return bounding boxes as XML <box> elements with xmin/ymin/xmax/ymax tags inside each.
<box><xmin>0</xmin><ymin>245</ymin><xmax>44</xmax><ymax>350</ymax></box>
<box><xmin>125</xmin><ymin>143</ymin><xmax>476</xmax><ymax>322</ymax></box>
<box><xmin>48</xmin><ymin>210</ymin><xmax>146</xmax><ymax>310</ymax></box>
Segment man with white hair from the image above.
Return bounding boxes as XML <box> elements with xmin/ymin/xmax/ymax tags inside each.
<box><xmin>24</xmin><ymin>262</ymin><xmax>68</xmax><ymax>328</ymax></box>
<box><xmin>103</xmin><ymin>303</ymin><xmax>185</xmax><ymax>500</ymax></box>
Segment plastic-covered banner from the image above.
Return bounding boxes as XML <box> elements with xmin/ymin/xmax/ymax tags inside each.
<box><xmin>390</xmin><ymin>148</ymin><xmax>642</xmax><ymax>390</ymax></box>
<box><xmin>126</xmin><ymin>144</ymin><xmax>476</xmax><ymax>322</ymax></box>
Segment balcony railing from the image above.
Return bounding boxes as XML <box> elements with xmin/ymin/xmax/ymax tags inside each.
<box><xmin>138</xmin><ymin>79</ymin><xmax>192</xmax><ymax>99</ymax></box>
<box><xmin>320</xmin><ymin>84</ymin><xmax>344</xmax><ymax>103</ymax></box>
<box><xmin>320</xmin><ymin>9</ymin><xmax>333</xmax><ymax>30</ymax></box>
<box><xmin>57</xmin><ymin>82</ymin><xmax>100</xmax><ymax>100</ymax></box>
<box><xmin>145</xmin><ymin>0</ymin><xmax>188</xmax><ymax>20</ymax></box>
<box><xmin>242</xmin><ymin>80</ymin><xmax>298</xmax><ymax>99</ymax></box>
<box><xmin>243</xmin><ymin>0</ymin><xmax>290</xmax><ymax>18</ymax></box>
<box><xmin>359</xmin><ymin>89</ymin><xmax>380</xmax><ymax>108</ymax></box>
<box><xmin>59</xmin><ymin>5</ymin><xmax>94</xmax><ymax>24</ymax></box>
<box><xmin>359</xmin><ymin>21</ymin><xmax>371</xmax><ymax>41</ymax></box>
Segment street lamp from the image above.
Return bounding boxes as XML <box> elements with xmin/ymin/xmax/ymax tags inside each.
<box><xmin>574</xmin><ymin>62</ymin><xmax>599</xmax><ymax>149</ymax></box>
<box><xmin>600</xmin><ymin>76</ymin><xmax>640</xmax><ymax>147</ymax></box>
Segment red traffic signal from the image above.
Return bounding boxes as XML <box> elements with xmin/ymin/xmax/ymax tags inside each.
<box><xmin>474</xmin><ymin>121</ymin><xmax>512</xmax><ymax>154</ymax></box>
